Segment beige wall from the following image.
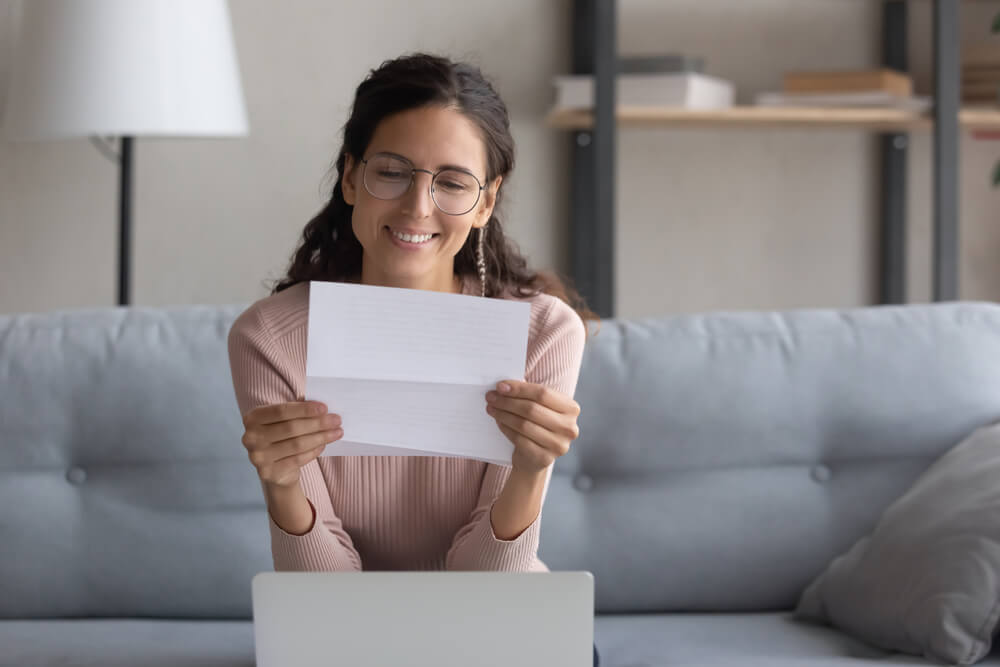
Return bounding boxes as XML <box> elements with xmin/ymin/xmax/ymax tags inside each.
<box><xmin>0</xmin><ymin>0</ymin><xmax>997</xmax><ymax>317</ymax></box>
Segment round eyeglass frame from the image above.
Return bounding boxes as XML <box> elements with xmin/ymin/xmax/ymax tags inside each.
<box><xmin>360</xmin><ymin>153</ymin><xmax>487</xmax><ymax>216</ymax></box>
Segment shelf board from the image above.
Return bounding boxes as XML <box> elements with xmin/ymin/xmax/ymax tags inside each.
<box><xmin>546</xmin><ymin>105</ymin><xmax>1000</xmax><ymax>132</ymax></box>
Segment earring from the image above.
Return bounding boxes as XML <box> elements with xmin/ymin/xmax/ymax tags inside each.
<box><xmin>476</xmin><ymin>225</ymin><xmax>487</xmax><ymax>298</ymax></box>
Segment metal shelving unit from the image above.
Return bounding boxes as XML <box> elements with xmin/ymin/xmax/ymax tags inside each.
<box><xmin>566</xmin><ymin>0</ymin><xmax>967</xmax><ymax>318</ymax></box>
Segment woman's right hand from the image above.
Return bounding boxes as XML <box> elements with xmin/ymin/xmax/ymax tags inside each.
<box><xmin>240</xmin><ymin>401</ymin><xmax>343</xmax><ymax>489</ymax></box>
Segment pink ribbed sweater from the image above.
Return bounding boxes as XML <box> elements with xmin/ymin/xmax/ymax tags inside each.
<box><xmin>227</xmin><ymin>280</ymin><xmax>586</xmax><ymax>572</ymax></box>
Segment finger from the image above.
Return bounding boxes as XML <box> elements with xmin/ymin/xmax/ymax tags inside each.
<box><xmin>486</xmin><ymin>393</ymin><xmax>562</xmax><ymax>430</ymax></box>
<box><xmin>244</xmin><ymin>401</ymin><xmax>328</xmax><ymax>427</ymax></box>
<box><xmin>242</xmin><ymin>412</ymin><xmax>341</xmax><ymax>452</ymax></box>
<box><xmin>496</xmin><ymin>423</ymin><xmax>554</xmax><ymax>469</ymax></box>
<box><xmin>486</xmin><ymin>391</ymin><xmax>579</xmax><ymax>440</ymax></box>
<box><xmin>271</xmin><ymin>428</ymin><xmax>343</xmax><ymax>462</ymax></box>
<box><xmin>256</xmin><ymin>413</ymin><xmax>342</xmax><ymax>448</ymax></box>
<box><xmin>487</xmin><ymin>404</ymin><xmax>564</xmax><ymax>452</ymax></box>
<box><xmin>261</xmin><ymin>444</ymin><xmax>328</xmax><ymax>484</ymax></box>
<box><xmin>495</xmin><ymin>381</ymin><xmax>578</xmax><ymax>414</ymax></box>
<box><xmin>250</xmin><ymin>428</ymin><xmax>342</xmax><ymax>467</ymax></box>
<box><xmin>273</xmin><ymin>435</ymin><xmax>338</xmax><ymax>466</ymax></box>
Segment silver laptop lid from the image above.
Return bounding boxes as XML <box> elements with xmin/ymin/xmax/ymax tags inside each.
<box><xmin>253</xmin><ymin>571</ymin><xmax>594</xmax><ymax>667</ymax></box>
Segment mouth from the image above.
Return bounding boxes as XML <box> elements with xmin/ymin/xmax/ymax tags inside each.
<box><xmin>385</xmin><ymin>226</ymin><xmax>440</xmax><ymax>246</ymax></box>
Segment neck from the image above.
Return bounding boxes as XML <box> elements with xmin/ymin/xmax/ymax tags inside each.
<box><xmin>360</xmin><ymin>258</ymin><xmax>463</xmax><ymax>294</ymax></box>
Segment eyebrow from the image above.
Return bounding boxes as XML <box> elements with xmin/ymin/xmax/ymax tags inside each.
<box><xmin>378</xmin><ymin>151</ymin><xmax>480</xmax><ymax>179</ymax></box>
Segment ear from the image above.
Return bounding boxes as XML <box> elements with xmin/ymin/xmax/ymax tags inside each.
<box><xmin>473</xmin><ymin>175</ymin><xmax>503</xmax><ymax>229</ymax></box>
<box><xmin>341</xmin><ymin>154</ymin><xmax>358</xmax><ymax>206</ymax></box>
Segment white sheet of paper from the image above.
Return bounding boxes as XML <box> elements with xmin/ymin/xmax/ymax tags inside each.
<box><xmin>304</xmin><ymin>281</ymin><xmax>531</xmax><ymax>465</ymax></box>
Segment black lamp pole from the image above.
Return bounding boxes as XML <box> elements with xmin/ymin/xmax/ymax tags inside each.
<box><xmin>117</xmin><ymin>136</ymin><xmax>133</xmax><ymax>306</ymax></box>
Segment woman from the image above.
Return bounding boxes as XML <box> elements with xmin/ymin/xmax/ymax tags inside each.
<box><xmin>228</xmin><ymin>53</ymin><xmax>597</xmax><ymax>664</ymax></box>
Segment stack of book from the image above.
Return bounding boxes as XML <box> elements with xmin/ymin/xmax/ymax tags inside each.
<box><xmin>551</xmin><ymin>54</ymin><xmax>735</xmax><ymax>111</ymax></box>
<box><xmin>963</xmin><ymin>44</ymin><xmax>1000</xmax><ymax>106</ymax></box>
<box><xmin>754</xmin><ymin>68</ymin><xmax>930</xmax><ymax>112</ymax></box>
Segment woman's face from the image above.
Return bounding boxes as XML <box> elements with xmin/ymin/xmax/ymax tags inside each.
<box><xmin>342</xmin><ymin>105</ymin><xmax>501</xmax><ymax>293</ymax></box>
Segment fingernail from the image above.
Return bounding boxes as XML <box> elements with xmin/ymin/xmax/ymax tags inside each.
<box><xmin>498</xmin><ymin>383</ymin><xmax>511</xmax><ymax>394</ymax></box>
<box><xmin>314</xmin><ymin>403</ymin><xmax>326</xmax><ymax>415</ymax></box>
<box><xmin>486</xmin><ymin>391</ymin><xmax>497</xmax><ymax>403</ymax></box>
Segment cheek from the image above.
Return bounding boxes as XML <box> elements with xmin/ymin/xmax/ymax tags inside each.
<box><xmin>441</xmin><ymin>220</ymin><xmax>476</xmax><ymax>248</ymax></box>
<box><xmin>350</xmin><ymin>201</ymin><xmax>383</xmax><ymax>240</ymax></box>
<box><xmin>350</xmin><ymin>215</ymin><xmax>363</xmax><ymax>243</ymax></box>
<box><xmin>349</xmin><ymin>207</ymin><xmax>365</xmax><ymax>240</ymax></box>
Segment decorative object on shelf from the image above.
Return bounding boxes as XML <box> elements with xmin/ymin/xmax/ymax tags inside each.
<box><xmin>1</xmin><ymin>0</ymin><xmax>249</xmax><ymax>305</ymax></box>
<box><xmin>962</xmin><ymin>41</ymin><xmax>1000</xmax><ymax>104</ymax></box>
<box><xmin>755</xmin><ymin>68</ymin><xmax>929</xmax><ymax>112</ymax></box>
<box><xmin>551</xmin><ymin>53</ymin><xmax>734</xmax><ymax>111</ymax></box>
<box><xmin>784</xmin><ymin>68</ymin><xmax>913</xmax><ymax>96</ymax></box>
<box><xmin>755</xmin><ymin>90</ymin><xmax>931</xmax><ymax>112</ymax></box>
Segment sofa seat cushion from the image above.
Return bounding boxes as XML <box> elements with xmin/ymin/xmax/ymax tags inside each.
<box><xmin>0</xmin><ymin>619</ymin><xmax>254</xmax><ymax>667</ymax></box>
<box><xmin>594</xmin><ymin>612</ymin><xmax>1000</xmax><ymax>666</ymax></box>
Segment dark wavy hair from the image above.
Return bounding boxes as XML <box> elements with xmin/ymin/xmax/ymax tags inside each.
<box><xmin>271</xmin><ymin>53</ymin><xmax>596</xmax><ymax>324</ymax></box>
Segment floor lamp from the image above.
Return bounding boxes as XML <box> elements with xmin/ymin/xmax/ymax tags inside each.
<box><xmin>2</xmin><ymin>0</ymin><xmax>248</xmax><ymax>306</ymax></box>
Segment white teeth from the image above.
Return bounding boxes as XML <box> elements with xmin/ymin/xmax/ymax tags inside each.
<box><xmin>391</xmin><ymin>230</ymin><xmax>434</xmax><ymax>243</ymax></box>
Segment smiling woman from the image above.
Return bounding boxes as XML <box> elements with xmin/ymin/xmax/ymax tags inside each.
<box><xmin>226</xmin><ymin>53</ymin><xmax>599</xmax><ymax>665</ymax></box>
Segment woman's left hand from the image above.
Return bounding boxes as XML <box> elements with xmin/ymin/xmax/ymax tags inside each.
<box><xmin>485</xmin><ymin>380</ymin><xmax>581</xmax><ymax>474</ymax></box>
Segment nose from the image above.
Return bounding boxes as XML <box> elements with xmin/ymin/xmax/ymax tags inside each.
<box><xmin>400</xmin><ymin>171</ymin><xmax>435</xmax><ymax>219</ymax></box>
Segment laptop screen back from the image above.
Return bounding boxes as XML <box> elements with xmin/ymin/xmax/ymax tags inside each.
<box><xmin>252</xmin><ymin>571</ymin><xmax>594</xmax><ymax>667</ymax></box>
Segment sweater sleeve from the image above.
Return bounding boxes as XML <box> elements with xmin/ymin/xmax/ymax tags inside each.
<box><xmin>227</xmin><ymin>303</ymin><xmax>363</xmax><ymax>572</ymax></box>
<box><xmin>444</xmin><ymin>297</ymin><xmax>587</xmax><ymax>571</ymax></box>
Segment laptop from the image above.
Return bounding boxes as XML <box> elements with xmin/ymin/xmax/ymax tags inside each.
<box><xmin>252</xmin><ymin>571</ymin><xmax>594</xmax><ymax>667</ymax></box>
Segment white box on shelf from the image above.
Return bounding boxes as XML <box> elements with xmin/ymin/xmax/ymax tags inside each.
<box><xmin>552</xmin><ymin>72</ymin><xmax>735</xmax><ymax>110</ymax></box>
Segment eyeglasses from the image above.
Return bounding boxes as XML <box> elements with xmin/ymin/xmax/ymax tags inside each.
<box><xmin>360</xmin><ymin>152</ymin><xmax>486</xmax><ymax>216</ymax></box>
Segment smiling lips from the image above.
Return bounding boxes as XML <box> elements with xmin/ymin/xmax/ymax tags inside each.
<box><xmin>387</xmin><ymin>226</ymin><xmax>439</xmax><ymax>246</ymax></box>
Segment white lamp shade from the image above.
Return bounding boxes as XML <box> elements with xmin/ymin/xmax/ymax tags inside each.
<box><xmin>2</xmin><ymin>0</ymin><xmax>249</xmax><ymax>139</ymax></box>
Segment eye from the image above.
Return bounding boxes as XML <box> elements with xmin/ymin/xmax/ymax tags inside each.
<box><xmin>437</xmin><ymin>179</ymin><xmax>469</xmax><ymax>193</ymax></box>
<box><xmin>435</xmin><ymin>170</ymin><xmax>477</xmax><ymax>193</ymax></box>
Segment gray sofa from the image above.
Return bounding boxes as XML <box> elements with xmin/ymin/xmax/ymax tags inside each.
<box><xmin>3</xmin><ymin>299</ymin><xmax>1000</xmax><ymax>666</ymax></box>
